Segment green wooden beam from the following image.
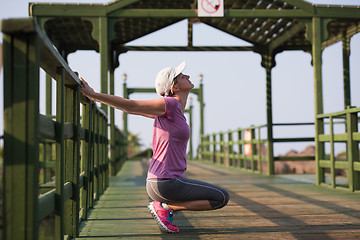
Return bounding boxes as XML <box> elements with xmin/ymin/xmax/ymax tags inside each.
<box><xmin>108</xmin><ymin>9</ymin><xmax>313</xmax><ymax>18</ymax></box>
<box><xmin>30</xmin><ymin>3</ymin><xmax>107</xmax><ymax>17</ymax></box>
<box><xmin>314</xmin><ymin>6</ymin><xmax>360</xmax><ymax>18</ymax></box>
<box><xmin>278</xmin><ymin>0</ymin><xmax>315</xmax><ymax>14</ymax></box>
<box><xmin>106</xmin><ymin>0</ymin><xmax>140</xmax><ymax>14</ymax></box>
<box><xmin>122</xmin><ymin>46</ymin><xmax>254</xmax><ymax>52</ymax></box>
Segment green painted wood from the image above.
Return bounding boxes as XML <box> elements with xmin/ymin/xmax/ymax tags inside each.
<box><xmin>212</xmin><ymin>134</ymin><xmax>217</xmax><ymax>164</ymax></box>
<box><xmin>199</xmin><ymin>81</ymin><xmax>204</xmax><ymax>138</ymax></box>
<box><xmin>123</xmin><ymin>81</ymin><xmax>128</xmax><ymax>136</ymax></box>
<box><xmin>44</xmin><ymin>72</ymin><xmax>53</xmax><ymax>184</ymax></box>
<box><xmin>38</xmin><ymin>189</ymin><xmax>56</xmax><ymax>221</ymax></box>
<box><xmin>55</xmin><ymin>67</ymin><xmax>65</xmax><ymax>240</ymax></box>
<box><xmin>64</xmin><ymin>85</ymin><xmax>75</xmax><ymax>236</ymax></box>
<box><xmin>110</xmin><ymin>67</ymin><xmax>116</xmax><ymax>176</ymax></box>
<box><xmin>342</xmin><ymin>31</ymin><xmax>351</xmax><ymax>108</ymax></box>
<box><xmin>79</xmin><ymin>160</ymin><xmax>360</xmax><ymax>239</ymax></box>
<box><xmin>100</xmin><ymin>16</ymin><xmax>109</xmax><ymax>114</ymax></box>
<box><xmin>312</xmin><ymin>17</ymin><xmax>325</xmax><ymax>186</ymax></box>
<box><xmin>330</xmin><ymin>117</ymin><xmax>335</xmax><ymax>188</ymax></box>
<box><xmin>346</xmin><ymin>109</ymin><xmax>360</xmax><ymax>191</ymax></box>
<box><xmin>264</xmin><ymin>53</ymin><xmax>275</xmax><ymax>175</ymax></box>
<box><xmin>89</xmin><ymin>103</ymin><xmax>95</xmax><ymax>208</ymax></box>
<box><xmin>3</xmin><ymin>31</ymin><xmax>41</xmax><ymax>240</ymax></box>
<box><xmin>81</xmin><ymin>103</ymin><xmax>91</xmax><ymax>220</ymax></box>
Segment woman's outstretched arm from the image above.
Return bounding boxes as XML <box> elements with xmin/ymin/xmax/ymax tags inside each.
<box><xmin>80</xmin><ymin>77</ymin><xmax>165</xmax><ymax>119</ymax></box>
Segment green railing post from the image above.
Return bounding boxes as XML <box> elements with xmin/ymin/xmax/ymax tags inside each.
<box><xmin>329</xmin><ymin>116</ymin><xmax>335</xmax><ymax>188</ymax></box>
<box><xmin>257</xmin><ymin>126</ymin><xmax>262</xmax><ymax>173</ymax></box>
<box><xmin>250</xmin><ymin>128</ymin><xmax>256</xmax><ymax>171</ymax></box>
<box><xmin>228</xmin><ymin>131</ymin><xmax>234</xmax><ymax>167</ymax></box>
<box><xmin>64</xmin><ymin>85</ymin><xmax>81</xmax><ymax>237</ymax></box>
<box><xmin>212</xmin><ymin>134</ymin><xmax>217</xmax><ymax>164</ymax></box>
<box><xmin>346</xmin><ymin>108</ymin><xmax>360</xmax><ymax>191</ymax></box>
<box><xmin>44</xmin><ymin>73</ymin><xmax>53</xmax><ymax>183</ymax></box>
<box><xmin>80</xmin><ymin>102</ymin><xmax>91</xmax><ymax>220</ymax></box>
<box><xmin>55</xmin><ymin>67</ymin><xmax>65</xmax><ymax>240</ymax></box>
<box><xmin>219</xmin><ymin>132</ymin><xmax>224</xmax><ymax>165</ymax></box>
<box><xmin>238</xmin><ymin>129</ymin><xmax>244</xmax><ymax>169</ymax></box>
<box><xmin>3</xmin><ymin>29</ymin><xmax>40</xmax><ymax>240</ymax></box>
<box><xmin>94</xmin><ymin>110</ymin><xmax>100</xmax><ymax>200</ymax></box>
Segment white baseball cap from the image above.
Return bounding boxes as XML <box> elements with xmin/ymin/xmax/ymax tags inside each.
<box><xmin>155</xmin><ymin>61</ymin><xmax>186</xmax><ymax>96</ymax></box>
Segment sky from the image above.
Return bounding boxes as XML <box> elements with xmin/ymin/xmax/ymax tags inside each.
<box><xmin>1</xmin><ymin>0</ymin><xmax>360</xmax><ymax>156</ymax></box>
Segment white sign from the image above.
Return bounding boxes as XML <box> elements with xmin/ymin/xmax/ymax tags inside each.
<box><xmin>198</xmin><ymin>0</ymin><xmax>224</xmax><ymax>17</ymax></box>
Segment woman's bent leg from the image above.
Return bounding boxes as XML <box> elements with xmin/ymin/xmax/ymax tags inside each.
<box><xmin>146</xmin><ymin>178</ymin><xmax>229</xmax><ymax>211</ymax></box>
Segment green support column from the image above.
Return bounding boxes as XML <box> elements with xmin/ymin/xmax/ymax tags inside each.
<box><xmin>261</xmin><ymin>53</ymin><xmax>275</xmax><ymax>175</ymax></box>
<box><xmin>199</xmin><ymin>74</ymin><xmax>204</xmax><ymax>140</ymax></box>
<box><xmin>109</xmin><ymin>58</ymin><xmax>116</xmax><ymax>176</ymax></box>
<box><xmin>123</xmin><ymin>74</ymin><xmax>129</xmax><ymax>137</ymax></box>
<box><xmin>3</xmin><ymin>31</ymin><xmax>40</xmax><ymax>240</ymax></box>
<box><xmin>342</xmin><ymin>30</ymin><xmax>351</xmax><ymax>108</ymax></box>
<box><xmin>186</xmin><ymin>99</ymin><xmax>193</xmax><ymax>159</ymax></box>
<box><xmin>312</xmin><ymin>17</ymin><xmax>325</xmax><ymax>185</ymax></box>
<box><xmin>99</xmin><ymin>16</ymin><xmax>109</xmax><ymax>114</ymax></box>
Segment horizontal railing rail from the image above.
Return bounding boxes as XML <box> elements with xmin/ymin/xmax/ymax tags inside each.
<box><xmin>2</xmin><ymin>18</ymin><xmax>127</xmax><ymax>240</ymax></box>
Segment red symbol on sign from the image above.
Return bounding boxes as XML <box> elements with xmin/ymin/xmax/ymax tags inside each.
<box><xmin>201</xmin><ymin>0</ymin><xmax>221</xmax><ymax>14</ymax></box>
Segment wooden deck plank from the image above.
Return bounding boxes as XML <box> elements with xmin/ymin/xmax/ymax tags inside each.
<box><xmin>79</xmin><ymin>160</ymin><xmax>360</xmax><ymax>239</ymax></box>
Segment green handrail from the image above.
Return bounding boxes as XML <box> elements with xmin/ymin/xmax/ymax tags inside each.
<box><xmin>2</xmin><ymin>18</ymin><xmax>127</xmax><ymax>240</ymax></box>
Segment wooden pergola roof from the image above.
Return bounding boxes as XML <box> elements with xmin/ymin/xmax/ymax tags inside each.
<box><xmin>30</xmin><ymin>0</ymin><xmax>360</xmax><ymax>57</ymax></box>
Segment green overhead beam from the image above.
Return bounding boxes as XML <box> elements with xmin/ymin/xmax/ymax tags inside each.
<box><xmin>106</xmin><ymin>0</ymin><xmax>140</xmax><ymax>14</ymax></box>
<box><xmin>122</xmin><ymin>46</ymin><xmax>254</xmax><ymax>52</ymax></box>
<box><xmin>31</xmin><ymin>5</ymin><xmax>360</xmax><ymax>19</ymax></box>
<box><xmin>278</xmin><ymin>0</ymin><xmax>315</xmax><ymax>14</ymax></box>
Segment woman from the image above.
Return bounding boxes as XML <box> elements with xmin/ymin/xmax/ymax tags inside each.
<box><xmin>80</xmin><ymin>61</ymin><xmax>229</xmax><ymax>233</ymax></box>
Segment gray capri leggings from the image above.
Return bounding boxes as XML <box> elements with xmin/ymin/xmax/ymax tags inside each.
<box><xmin>146</xmin><ymin>178</ymin><xmax>229</xmax><ymax>210</ymax></box>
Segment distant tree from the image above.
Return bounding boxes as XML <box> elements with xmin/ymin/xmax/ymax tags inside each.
<box><xmin>127</xmin><ymin>132</ymin><xmax>142</xmax><ymax>156</ymax></box>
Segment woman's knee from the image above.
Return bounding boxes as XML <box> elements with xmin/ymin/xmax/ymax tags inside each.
<box><xmin>210</xmin><ymin>188</ymin><xmax>230</xmax><ymax>210</ymax></box>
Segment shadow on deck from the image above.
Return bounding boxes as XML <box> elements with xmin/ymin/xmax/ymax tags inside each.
<box><xmin>79</xmin><ymin>160</ymin><xmax>360</xmax><ymax>239</ymax></box>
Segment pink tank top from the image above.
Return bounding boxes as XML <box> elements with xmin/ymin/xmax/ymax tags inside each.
<box><xmin>147</xmin><ymin>97</ymin><xmax>190</xmax><ymax>179</ymax></box>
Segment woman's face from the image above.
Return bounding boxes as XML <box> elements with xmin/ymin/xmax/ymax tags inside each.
<box><xmin>174</xmin><ymin>73</ymin><xmax>194</xmax><ymax>92</ymax></box>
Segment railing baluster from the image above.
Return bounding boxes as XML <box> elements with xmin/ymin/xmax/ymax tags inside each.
<box><xmin>55</xmin><ymin>67</ymin><xmax>65</xmax><ymax>240</ymax></box>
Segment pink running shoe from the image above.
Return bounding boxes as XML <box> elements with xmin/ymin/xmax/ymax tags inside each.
<box><xmin>147</xmin><ymin>201</ymin><xmax>179</xmax><ymax>233</ymax></box>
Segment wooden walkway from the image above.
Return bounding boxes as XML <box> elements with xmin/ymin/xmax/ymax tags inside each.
<box><xmin>79</xmin><ymin>160</ymin><xmax>360</xmax><ymax>239</ymax></box>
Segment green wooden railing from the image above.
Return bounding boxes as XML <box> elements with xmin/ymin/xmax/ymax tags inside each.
<box><xmin>316</xmin><ymin>106</ymin><xmax>360</xmax><ymax>191</ymax></box>
<box><xmin>198</xmin><ymin>123</ymin><xmax>316</xmax><ymax>175</ymax></box>
<box><xmin>199</xmin><ymin>115</ymin><xmax>360</xmax><ymax>192</ymax></box>
<box><xmin>2</xmin><ymin>18</ymin><xmax>127</xmax><ymax>240</ymax></box>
